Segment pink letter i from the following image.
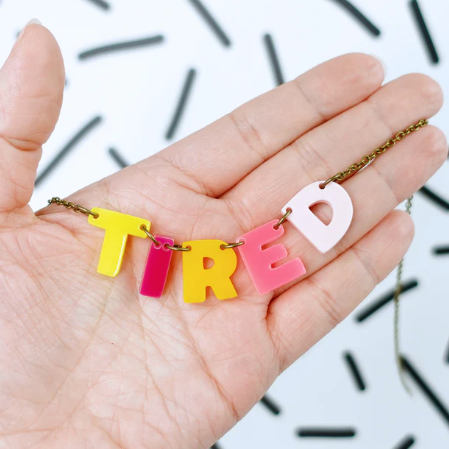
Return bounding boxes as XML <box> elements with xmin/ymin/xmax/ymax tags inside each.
<box><xmin>140</xmin><ymin>236</ymin><xmax>174</xmax><ymax>298</ymax></box>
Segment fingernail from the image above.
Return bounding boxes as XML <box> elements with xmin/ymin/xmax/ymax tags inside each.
<box><xmin>26</xmin><ymin>19</ymin><xmax>42</xmax><ymax>26</ymax></box>
<box><xmin>16</xmin><ymin>19</ymin><xmax>42</xmax><ymax>44</ymax></box>
<box><xmin>370</xmin><ymin>54</ymin><xmax>387</xmax><ymax>78</ymax></box>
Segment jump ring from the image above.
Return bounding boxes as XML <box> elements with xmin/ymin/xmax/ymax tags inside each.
<box><xmin>220</xmin><ymin>241</ymin><xmax>245</xmax><ymax>250</ymax></box>
<box><xmin>165</xmin><ymin>243</ymin><xmax>191</xmax><ymax>252</ymax></box>
<box><xmin>320</xmin><ymin>173</ymin><xmax>341</xmax><ymax>189</ymax></box>
<box><xmin>76</xmin><ymin>206</ymin><xmax>99</xmax><ymax>219</ymax></box>
<box><xmin>274</xmin><ymin>208</ymin><xmax>292</xmax><ymax>229</ymax></box>
<box><xmin>140</xmin><ymin>225</ymin><xmax>161</xmax><ymax>246</ymax></box>
<box><xmin>319</xmin><ymin>179</ymin><xmax>332</xmax><ymax>189</ymax></box>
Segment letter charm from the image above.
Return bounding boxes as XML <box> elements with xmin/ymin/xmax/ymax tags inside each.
<box><xmin>182</xmin><ymin>240</ymin><xmax>237</xmax><ymax>303</ymax></box>
<box><xmin>140</xmin><ymin>236</ymin><xmax>174</xmax><ymax>298</ymax></box>
<box><xmin>282</xmin><ymin>181</ymin><xmax>353</xmax><ymax>253</ymax></box>
<box><xmin>88</xmin><ymin>208</ymin><xmax>150</xmax><ymax>277</ymax></box>
<box><xmin>237</xmin><ymin>220</ymin><xmax>306</xmax><ymax>295</ymax></box>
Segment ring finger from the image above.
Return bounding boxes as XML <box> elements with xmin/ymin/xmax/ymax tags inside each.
<box><xmin>221</xmin><ymin>73</ymin><xmax>446</xmax><ymax>295</ymax></box>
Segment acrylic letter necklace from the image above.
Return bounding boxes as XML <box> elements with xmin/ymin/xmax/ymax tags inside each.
<box><xmin>47</xmin><ymin>119</ymin><xmax>428</xmax><ymax>304</ymax></box>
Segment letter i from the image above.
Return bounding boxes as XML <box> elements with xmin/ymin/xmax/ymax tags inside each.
<box><xmin>140</xmin><ymin>236</ymin><xmax>174</xmax><ymax>298</ymax></box>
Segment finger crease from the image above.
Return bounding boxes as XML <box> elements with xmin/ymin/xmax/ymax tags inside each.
<box><xmin>306</xmin><ymin>276</ymin><xmax>342</xmax><ymax>327</ymax></box>
<box><xmin>228</xmin><ymin>111</ymin><xmax>269</xmax><ymax>163</ymax></box>
<box><xmin>291</xmin><ymin>78</ymin><xmax>327</xmax><ymax>123</ymax></box>
<box><xmin>351</xmin><ymin>245</ymin><xmax>380</xmax><ymax>286</ymax></box>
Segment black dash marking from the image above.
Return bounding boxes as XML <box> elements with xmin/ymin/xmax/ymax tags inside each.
<box><xmin>108</xmin><ymin>148</ymin><xmax>129</xmax><ymax>169</ymax></box>
<box><xmin>259</xmin><ymin>395</ymin><xmax>281</xmax><ymax>415</ymax></box>
<box><xmin>297</xmin><ymin>428</ymin><xmax>356</xmax><ymax>438</ymax></box>
<box><xmin>263</xmin><ymin>34</ymin><xmax>284</xmax><ymax>86</ymax></box>
<box><xmin>187</xmin><ymin>0</ymin><xmax>231</xmax><ymax>47</ymax></box>
<box><xmin>355</xmin><ymin>279</ymin><xmax>418</xmax><ymax>323</ymax></box>
<box><xmin>343</xmin><ymin>352</ymin><xmax>366</xmax><ymax>391</ymax></box>
<box><xmin>331</xmin><ymin>0</ymin><xmax>381</xmax><ymax>37</ymax></box>
<box><xmin>433</xmin><ymin>245</ymin><xmax>449</xmax><ymax>255</ymax></box>
<box><xmin>165</xmin><ymin>68</ymin><xmax>197</xmax><ymax>141</ymax></box>
<box><xmin>402</xmin><ymin>356</ymin><xmax>449</xmax><ymax>425</ymax></box>
<box><xmin>409</xmin><ymin>0</ymin><xmax>439</xmax><ymax>64</ymax></box>
<box><xmin>394</xmin><ymin>435</ymin><xmax>415</xmax><ymax>449</ymax></box>
<box><xmin>419</xmin><ymin>186</ymin><xmax>449</xmax><ymax>211</ymax></box>
<box><xmin>211</xmin><ymin>444</ymin><xmax>222</xmax><ymax>449</ymax></box>
<box><xmin>35</xmin><ymin>116</ymin><xmax>102</xmax><ymax>187</ymax></box>
<box><xmin>84</xmin><ymin>0</ymin><xmax>111</xmax><ymax>11</ymax></box>
<box><xmin>79</xmin><ymin>35</ymin><xmax>164</xmax><ymax>60</ymax></box>
<box><xmin>445</xmin><ymin>340</ymin><xmax>449</xmax><ymax>364</ymax></box>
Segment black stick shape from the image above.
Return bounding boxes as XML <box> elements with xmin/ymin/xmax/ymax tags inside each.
<box><xmin>355</xmin><ymin>279</ymin><xmax>418</xmax><ymax>323</ymax></box>
<box><xmin>394</xmin><ymin>435</ymin><xmax>415</xmax><ymax>449</ymax></box>
<box><xmin>343</xmin><ymin>351</ymin><xmax>366</xmax><ymax>391</ymax></box>
<box><xmin>211</xmin><ymin>444</ymin><xmax>222</xmax><ymax>449</ymax></box>
<box><xmin>108</xmin><ymin>148</ymin><xmax>129</xmax><ymax>169</ymax></box>
<box><xmin>187</xmin><ymin>0</ymin><xmax>231</xmax><ymax>47</ymax></box>
<box><xmin>445</xmin><ymin>339</ymin><xmax>449</xmax><ymax>364</ymax></box>
<box><xmin>402</xmin><ymin>356</ymin><xmax>449</xmax><ymax>425</ymax></box>
<box><xmin>297</xmin><ymin>428</ymin><xmax>356</xmax><ymax>438</ymax></box>
<box><xmin>433</xmin><ymin>245</ymin><xmax>449</xmax><ymax>255</ymax></box>
<box><xmin>419</xmin><ymin>186</ymin><xmax>449</xmax><ymax>211</ymax></box>
<box><xmin>263</xmin><ymin>34</ymin><xmax>284</xmax><ymax>86</ymax></box>
<box><xmin>84</xmin><ymin>0</ymin><xmax>111</xmax><ymax>11</ymax></box>
<box><xmin>259</xmin><ymin>395</ymin><xmax>281</xmax><ymax>415</ymax></box>
<box><xmin>409</xmin><ymin>0</ymin><xmax>440</xmax><ymax>64</ymax></box>
<box><xmin>35</xmin><ymin>116</ymin><xmax>103</xmax><ymax>187</ymax></box>
<box><xmin>79</xmin><ymin>35</ymin><xmax>164</xmax><ymax>61</ymax></box>
<box><xmin>330</xmin><ymin>0</ymin><xmax>381</xmax><ymax>37</ymax></box>
<box><xmin>165</xmin><ymin>69</ymin><xmax>197</xmax><ymax>141</ymax></box>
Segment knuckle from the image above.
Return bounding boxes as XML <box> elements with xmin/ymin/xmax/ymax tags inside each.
<box><xmin>292</xmin><ymin>75</ymin><xmax>327</xmax><ymax>122</ymax></box>
<box><xmin>228</xmin><ymin>111</ymin><xmax>269</xmax><ymax>162</ymax></box>
<box><xmin>307</xmin><ymin>276</ymin><xmax>343</xmax><ymax>327</ymax></box>
<box><xmin>222</xmin><ymin>197</ymin><xmax>254</xmax><ymax>236</ymax></box>
<box><xmin>352</xmin><ymin>245</ymin><xmax>380</xmax><ymax>287</ymax></box>
<box><xmin>292</xmin><ymin>136</ymin><xmax>332</xmax><ymax>177</ymax></box>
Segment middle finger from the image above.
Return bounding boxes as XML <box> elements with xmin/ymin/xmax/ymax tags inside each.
<box><xmin>222</xmin><ymin>73</ymin><xmax>444</xmax><ymax>231</ymax></box>
<box><xmin>220</xmin><ymin>73</ymin><xmax>446</xmax><ymax>293</ymax></box>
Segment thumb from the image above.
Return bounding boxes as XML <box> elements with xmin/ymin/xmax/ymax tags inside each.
<box><xmin>0</xmin><ymin>20</ymin><xmax>64</xmax><ymax>215</ymax></box>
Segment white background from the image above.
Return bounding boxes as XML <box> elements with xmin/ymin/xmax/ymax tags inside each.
<box><xmin>0</xmin><ymin>0</ymin><xmax>448</xmax><ymax>447</ymax></box>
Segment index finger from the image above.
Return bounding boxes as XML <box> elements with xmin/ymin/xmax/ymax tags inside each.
<box><xmin>158</xmin><ymin>53</ymin><xmax>385</xmax><ymax>197</ymax></box>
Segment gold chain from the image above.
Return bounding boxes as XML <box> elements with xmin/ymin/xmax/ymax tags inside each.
<box><xmin>48</xmin><ymin>197</ymin><xmax>99</xmax><ymax>218</ymax></box>
<box><xmin>321</xmin><ymin>119</ymin><xmax>428</xmax><ymax>188</ymax></box>
<box><xmin>49</xmin><ymin>120</ymin><xmax>426</xmax><ymax>391</ymax></box>
<box><xmin>394</xmin><ymin>195</ymin><xmax>413</xmax><ymax>394</ymax></box>
<box><xmin>318</xmin><ymin>119</ymin><xmax>427</xmax><ymax>393</ymax></box>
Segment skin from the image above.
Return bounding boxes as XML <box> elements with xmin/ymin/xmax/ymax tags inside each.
<box><xmin>0</xmin><ymin>23</ymin><xmax>447</xmax><ymax>449</ymax></box>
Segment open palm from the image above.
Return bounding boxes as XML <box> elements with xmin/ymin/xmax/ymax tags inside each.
<box><xmin>0</xmin><ymin>23</ymin><xmax>446</xmax><ymax>449</ymax></box>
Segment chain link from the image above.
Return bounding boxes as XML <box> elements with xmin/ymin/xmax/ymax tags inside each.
<box><xmin>394</xmin><ymin>195</ymin><xmax>414</xmax><ymax>394</ymax></box>
<box><xmin>48</xmin><ymin>197</ymin><xmax>99</xmax><ymax>219</ymax></box>
<box><xmin>221</xmin><ymin>242</ymin><xmax>245</xmax><ymax>249</ymax></box>
<box><xmin>321</xmin><ymin>119</ymin><xmax>428</xmax><ymax>188</ymax></box>
<box><xmin>274</xmin><ymin>208</ymin><xmax>292</xmax><ymax>229</ymax></box>
<box><xmin>140</xmin><ymin>225</ymin><xmax>161</xmax><ymax>246</ymax></box>
<box><xmin>48</xmin><ymin>119</ymin><xmax>428</xmax><ymax>259</ymax></box>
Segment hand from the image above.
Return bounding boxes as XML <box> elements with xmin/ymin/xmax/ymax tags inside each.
<box><xmin>0</xmin><ymin>23</ymin><xmax>446</xmax><ymax>449</ymax></box>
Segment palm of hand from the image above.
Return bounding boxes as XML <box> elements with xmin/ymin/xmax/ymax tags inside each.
<box><xmin>0</xmin><ymin>24</ymin><xmax>446</xmax><ymax>449</ymax></box>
